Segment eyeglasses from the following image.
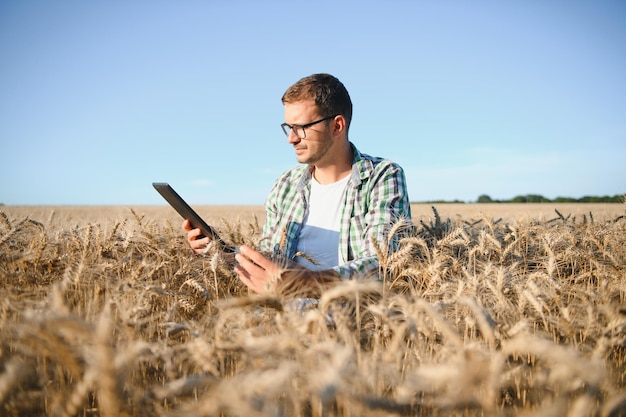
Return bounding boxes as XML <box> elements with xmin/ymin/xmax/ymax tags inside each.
<box><xmin>281</xmin><ymin>115</ymin><xmax>337</xmax><ymax>139</ymax></box>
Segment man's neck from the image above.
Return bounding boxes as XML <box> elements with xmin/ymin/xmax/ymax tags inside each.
<box><xmin>311</xmin><ymin>141</ymin><xmax>353</xmax><ymax>184</ymax></box>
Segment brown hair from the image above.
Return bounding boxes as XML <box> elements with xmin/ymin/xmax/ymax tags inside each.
<box><xmin>281</xmin><ymin>73</ymin><xmax>353</xmax><ymax>131</ymax></box>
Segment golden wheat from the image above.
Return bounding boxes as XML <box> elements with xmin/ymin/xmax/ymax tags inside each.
<box><xmin>0</xmin><ymin>203</ymin><xmax>624</xmax><ymax>416</ymax></box>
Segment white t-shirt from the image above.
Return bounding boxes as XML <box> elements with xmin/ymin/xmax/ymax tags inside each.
<box><xmin>295</xmin><ymin>174</ymin><xmax>350</xmax><ymax>270</ymax></box>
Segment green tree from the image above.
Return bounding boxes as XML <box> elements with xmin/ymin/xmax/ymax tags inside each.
<box><xmin>510</xmin><ymin>194</ymin><xmax>549</xmax><ymax>203</ymax></box>
<box><xmin>526</xmin><ymin>194</ymin><xmax>550</xmax><ymax>203</ymax></box>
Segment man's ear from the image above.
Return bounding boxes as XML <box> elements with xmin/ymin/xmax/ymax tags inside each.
<box><xmin>332</xmin><ymin>115</ymin><xmax>347</xmax><ymax>137</ymax></box>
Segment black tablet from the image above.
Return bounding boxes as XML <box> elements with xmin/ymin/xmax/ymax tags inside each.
<box><xmin>152</xmin><ymin>182</ymin><xmax>236</xmax><ymax>253</ymax></box>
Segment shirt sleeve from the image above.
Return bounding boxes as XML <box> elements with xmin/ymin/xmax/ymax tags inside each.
<box><xmin>333</xmin><ymin>160</ymin><xmax>412</xmax><ymax>279</ymax></box>
<box><xmin>259</xmin><ymin>167</ymin><xmax>307</xmax><ymax>257</ymax></box>
<box><xmin>259</xmin><ymin>173</ymin><xmax>286</xmax><ymax>254</ymax></box>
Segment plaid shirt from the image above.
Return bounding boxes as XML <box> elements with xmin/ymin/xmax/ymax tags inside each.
<box><xmin>260</xmin><ymin>143</ymin><xmax>412</xmax><ymax>279</ymax></box>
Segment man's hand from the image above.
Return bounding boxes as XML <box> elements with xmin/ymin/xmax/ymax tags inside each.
<box><xmin>234</xmin><ymin>246</ymin><xmax>343</xmax><ymax>297</ymax></box>
<box><xmin>234</xmin><ymin>245</ymin><xmax>282</xmax><ymax>294</ymax></box>
<box><xmin>182</xmin><ymin>219</ymin><xmax>211</xmax><ymax>254</ymax></box>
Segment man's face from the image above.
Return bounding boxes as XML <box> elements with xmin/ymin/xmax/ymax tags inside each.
<box><xmin>283</xmin><ymin>99</ymin><xmax>334</xmax><ymax>166</ymax></box>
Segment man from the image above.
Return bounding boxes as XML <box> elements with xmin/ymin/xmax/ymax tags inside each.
<box><xmin>185</xmin><ymin>73</ymin><xmax>411</xmax><ymax>296</ymax></box>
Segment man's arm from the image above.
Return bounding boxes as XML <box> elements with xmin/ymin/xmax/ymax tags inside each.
<box><xmin>235</xmin><ymin>245</ymin><xmax>342</xmax><ymax>297</ymax></box>
<box><xmin>333</xmin><ymin>159</ymin><xmax>412</xmax><ymax>279</ymax></box>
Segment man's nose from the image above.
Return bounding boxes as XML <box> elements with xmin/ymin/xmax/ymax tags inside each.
<box><xmin>287</xmin><ymin>130</ymin><xmax>300</xmax><ymax>144</ymax></box>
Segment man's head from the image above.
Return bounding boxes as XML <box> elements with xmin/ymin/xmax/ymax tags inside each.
<box><xmin>282</xmin><ymin>73</ymin><xmax>353</xmax><ymax>132</ymax></box>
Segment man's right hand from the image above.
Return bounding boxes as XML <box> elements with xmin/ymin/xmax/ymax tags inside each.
<box><xmin>182</xmin><ymin>219</ymin><xmax>211</xmax><ymax>254</ymax></box>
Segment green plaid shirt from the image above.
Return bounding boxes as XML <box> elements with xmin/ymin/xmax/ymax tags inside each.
<box><xmin>260</xmin><ymin>143</ymin><xmax>412</xmax><ymax>279</ymax></box>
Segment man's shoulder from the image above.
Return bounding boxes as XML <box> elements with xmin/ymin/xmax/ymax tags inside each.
<box><xmin>275</xmin><ymin>164</ymin><xmax>309</xmax><ymax>182</ymax></box>
<box><xmin>269</xmin><ymin>165</ymin><xmax>310</xmax><ymax>195</ymax></box>
<box><xmin>352</xmin><ymin>142</ymin><xmax>402</xmax><ymax>166</ymax></box>
<box><xmin>353</xmin><ymin>148</ymin><xmax>405</xmax><ymax>178</ymax></box>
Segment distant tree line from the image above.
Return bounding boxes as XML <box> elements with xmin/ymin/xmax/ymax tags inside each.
<box><xmin>476</xmin><ymin>194</ymin><xmax>624</xmax><ymax>203</ymax></box>
<box><xmin>416</xmin><ymin>194</ymin><xmax>624</xmax><ymax>204</ymax></box>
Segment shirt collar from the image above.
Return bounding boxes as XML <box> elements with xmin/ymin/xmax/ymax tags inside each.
<box><xmin>296</xmin><ymin>141</ymin><xmax>373</xmax><ymax>190</ymax></box>
<box><xmin>350</xmin><ymin>142</ymin><xmax>375</xmax><ymax>186</ymax></box>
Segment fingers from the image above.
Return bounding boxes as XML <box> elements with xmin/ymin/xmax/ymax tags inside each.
<box><xmin>182</xmin><ymin>220</ymin><xmax>211</xmax><ymax>253</ymax></box>
<box><xmin>234</xmin><ymin>263</ymin><xmax>265</xmax><ymax>294</ymax></box>
<box><xmin>236</xmin><ymin>274</ymin><xmax>262</xmax><ymax>294</ymax></box>
<box><xmin>234</xmin><ymin>246</ymin><xmax>282</xmax><ymax>295</ymax></box>
<box><xmin>186</xmin><ymin>227</ymin><xmax>203</xmax><ymax>242</ymax></box>
<box><xmin>190</xmin><ymin>238</ymin><xmax>210</xmax><ymax>253</ymax></box>
<box><xmin>237</xmin><ymin>245</ymin><xmax>275</xmax><ymax>271</ymax></box>
<box><xmin>234</xmin><ymin>264</ymin><xmax>253</xmax><ymax>287</ymax></box>
<box><xmin>235</xmin><ymin>247</ymin><xmax>266</xmax><ymax>275</ymax></box>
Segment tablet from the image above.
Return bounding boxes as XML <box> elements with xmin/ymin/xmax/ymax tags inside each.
<box><xmin>152</xmin><ymin>182</ymin><xmax>236</xmax><ymax>253</ymax></box>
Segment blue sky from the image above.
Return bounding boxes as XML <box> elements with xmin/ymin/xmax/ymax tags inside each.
<box><xmin>1</xmin><ymin>0</ymin><xmax>624</xmax><ymax>205</ymax></box>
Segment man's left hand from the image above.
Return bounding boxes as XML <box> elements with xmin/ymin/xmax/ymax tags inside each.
<box><xmin>234</xmin><ymin>245</ymin><xmax>282</xmax><ymax>294</ymax></box>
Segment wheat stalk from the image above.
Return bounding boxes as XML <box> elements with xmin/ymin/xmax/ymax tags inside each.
<box><xmin>1</xmin><ymin>206</ymin><xmax>625</xmax><ymax>416</ymax></box>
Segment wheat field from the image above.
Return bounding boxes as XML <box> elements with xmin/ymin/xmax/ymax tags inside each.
<box><xmin>1</xmin><ymin>203</ymin><xmax>625</xmax><ymax>416</ymax></box>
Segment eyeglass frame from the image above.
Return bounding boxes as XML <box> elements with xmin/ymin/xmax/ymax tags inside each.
<box><xmin>280</xmin><ymin>114</ymin><xmax>339</xmax><ymax>139</ymax></box>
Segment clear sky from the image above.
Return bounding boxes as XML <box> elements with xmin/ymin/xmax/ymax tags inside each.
<box><xmin>1</xmin><ymin>0</ymin><xmax>624</xmax><ymax>206</ymax></box>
